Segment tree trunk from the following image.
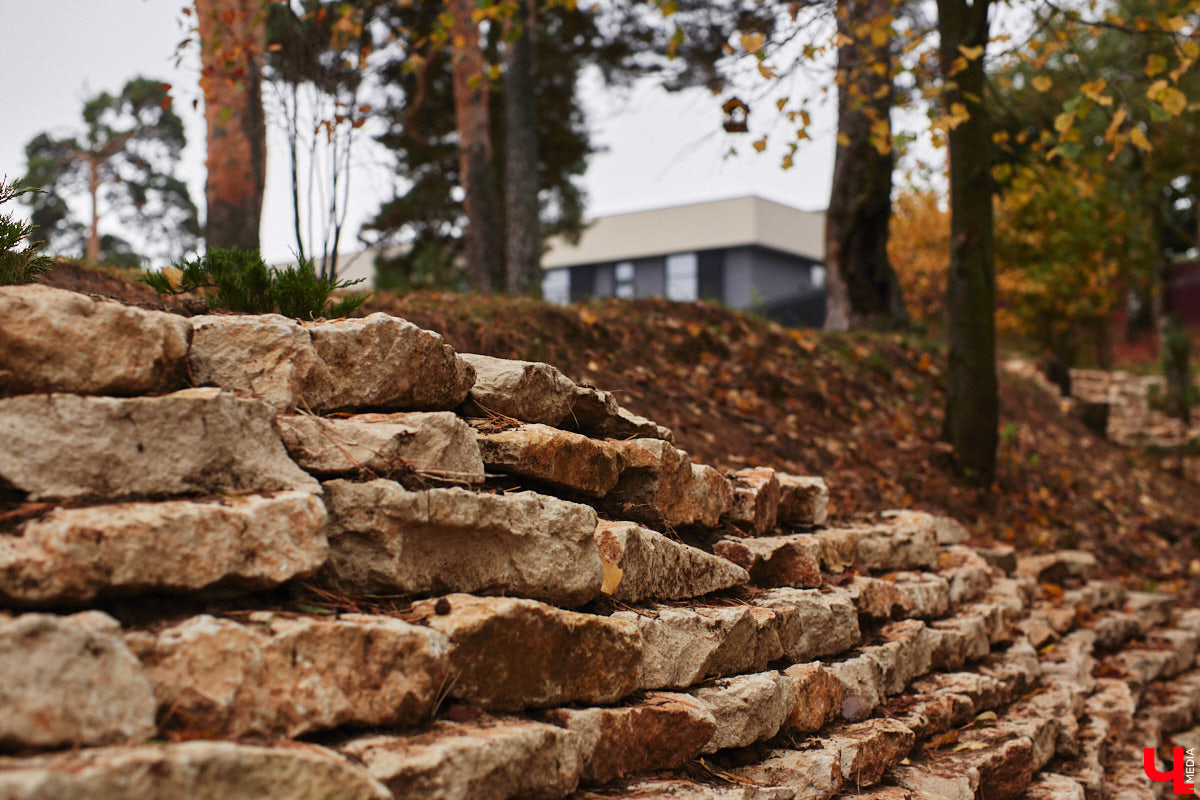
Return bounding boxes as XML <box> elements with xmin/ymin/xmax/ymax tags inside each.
<box><xmin>450</xmin><ymin>0</ymin><xmax>504</xmax><ymax>293</ymax></box>
<box><xmin>937</xmin><ymin>0</ymin><xmax>997</xmax><ymax>484</ymax></box>
<box><xmin>503</xmin><ymin>0</ymin><xmax>542</xmax><ymax>297</ymax></box>
<box><xmin>86</xmin><ymin>157</ymin><xmax>100</xmax><ymax>263</ymax></box>
<box><xmin>197</xmin><ymin>0</ymin><xmax>267</xmax><ymax>251</ymax></box>
<box><xmin>824</xmin><ymin>0</ymin><xmax>908</xmax><ymax>331</ymax></box>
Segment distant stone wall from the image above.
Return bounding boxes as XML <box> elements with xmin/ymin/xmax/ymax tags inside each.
<box><xmin>1070</xmin><ymin>368</ymin><xmax>1198</xmax><ymax>446</ymax></box>
<box><xmin>0</xmin><ymin>285</ymin><xmax>1198</xmax><ymax>799</ymax></box>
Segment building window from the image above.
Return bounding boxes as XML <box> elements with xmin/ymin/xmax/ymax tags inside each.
<box><xmin>542</xmin><ymin>268</ymin><xmax>570</xmax><ymax>305</ymax></box>
<box><xmin>666</xmin><ymin>252</ymin><xmax>698</xmax><ymax>302</ymax></box>
<box><xmin>615</xmin><ymin>261</ymin><xmax>635</xmax><ymax>299</ymax></box>
<box><xmin>811</xmin><ymin>265</ymin><xmax>826</xmax><ymax>288</ymax></box>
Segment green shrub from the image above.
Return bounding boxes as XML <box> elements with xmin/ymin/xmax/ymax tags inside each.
<box><xmin>143</xmin><ymin>246</ymin><xmax>368</xmax><ymax>319</ymax></box>
<box><xmin>0</xmin><ymin>179</ymin><xmax>52</xmax><ymax>285</ymax></box>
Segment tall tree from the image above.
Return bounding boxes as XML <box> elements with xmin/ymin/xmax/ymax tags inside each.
<box><xmin>823</xmin><ymin>0</ymin><xmax>909</xmax><ymax>330</ymax></box>
<box><xmin>503</xmin><ymin>0</ymin><xmax>543</xmax><ymax>296</ymax></box>
<box><xmin>21</xmin><ymin>77</ymin><xmax>199</xmax><ymax>266</ymax></box>
<box><xmin>196</xmin><ymin>0</ymin><xmax>268</xmax><ymax>250</ymax></box>
<box><xmin>449</xmin><ymin>0</ymin><xmax>504</xmax><ymax>292</ymax></box>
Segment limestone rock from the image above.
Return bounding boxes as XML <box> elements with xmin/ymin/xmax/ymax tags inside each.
<box><xmin>0</xmin><ymin>389</ymin><xmax>318</xmax><ymax>501</ymax></box>
<box><xmin>734</xmin><ymin>748</ymin><xmax>841</xmax><ymax>799</ymax></box>
<box><xmin>308</xmin><ymin>313</ymin><xmax>475</xmax><ymax>411</ymax></box>
<box><xmin>408</xmin><ymin>594</ymin><xmax>642</xmax><ymax>710</ymax></box>
<box><xmin>831</xmin><ymin>719</ymin><xmax>917</xmax><ymax>786</ymax></box>
<box><xmin>189</xmin><ymin>313</ymin><xmax>474</xmax><ymax>413</ymax></box>
<box><xmin>723</xmin><ymin>467</ymin><xmax>781</xmax><ymax>535</ymax></box>
<box><xmin>606</xmin><ymin>438</ymin><xmax>733</xmax><ymax>529</ymax></box>
<box><xmin>126</xmin><ymin>613</ymin><xmax>450</xmax><ymax>739</ymax></box>
<box><xmin>337</xmin><ymin>716</ymin><xmax>581</xmax><ymax>800</ymax></box>
<box><xmin>474</xmin><ymin>423</ymin><xmax>623</xmax><ymax>497</ymax></box>
<box><xmin>569</xmin><ymin>384</ymin><xmax>675</xmax><ymax>441</ymax></box>
<box><xmin>816</xmin><ymin>512</ymin><xmax>937</xmax><ymax>573</ymax></box>
<box><xmin>933</xmin><ymin>515</ymin><xmax>971</xmax><ymax>544</ymax></box>
<box><xmin>595</xmin><ymin>520</ymin><xmax>748</xmax><ymax>604</ymax></box>
<box><xmin>544</xmin><ymin>697</ymin><xmax>716</xmax><ymax>783</ymax></box>
<box><xmin>976</xmin><ymin>544</ymin><xmax>1017</xmax><ymax>574</ymax></box>
<box><xmin>461</xmin><ymin>353</ymin><xmax>577</xmax><ymax>424</ymax></box>
<box><xmin>0</xmin><ymin>741</ymin><xmax>391</xmax><ymax>800</ymax></box>
<box><xmin>0</xmin><ymin>492</ymin><xmax>327</xmax><ymax>605</ymax></box>
<box><xmin>279</xmin><ymin>412</ymin><xmax>484</xmax><ymax>482</ymax></box>
<box><xmin>714</xmin><ymin>534</ymin><xmax>822</xmax><ymax>589</ymax></box>
<box><xmin>938</xmin><ymin>546</ymin><xmax>994</xmax><ymax>605</ymax></box>
<box><xmin>755</xmin><ymin>587</ymin><xmax>860</xmax><ymax>662</ymax></box>
<box><xmin>0</xmin><ymin>285</ymin><xmax>191</xmax><ymax>396</ymax></box>
<box><xmin>189</xmin><ymin>314</ymin><xmax>332</xmax><ymax>412</ymax></box>
<box><xmin>782</xmin><ymin>663</ymin><xmax>844</xmax><ymax>732</ymax></box>
<box><xmin>1023</xmin><ymin>773</ymin><xmax>1087</xmax><ymax>800</ymax></box>
<box><xmin>828</xmin><ymin>620</ymin><xmax>934</xmax><ymax>707</ymax></box>
<box><xmin>320</xmin><ymin>480</ymin><xmax>602</xmax><ymax>606</ymax></box>
<box><xmin>776</xmin><ymin>474</ymin><xmax>829</xmax><ymax>527</ymax></box>
<box><xmin>688</xmin><ymin>670</ymin><xmax>795</xmax><ymax>753</ymax></box>
<box><xmin>0</xmin><ymin>611</ymin><xmax>155</xmax><ymax>750</ymax></box>
<box><xmin>612</xmin><ymin>780</ymin><xmax>794</xmax><ymax>800</ymax></box>
<box><xmin>613</xmin><ymin>605</ymin><xmax>785</xmax><ymax>690</ymax></box>
<box><xmin>846</xmin><ymin>572</ymin><xmax>951</xmax><ymax>620</ymax></box>
<box><xmin>1014</xmin><ymin>550</ymin><xmax>1098</xmax><ymax>583</ymax></box>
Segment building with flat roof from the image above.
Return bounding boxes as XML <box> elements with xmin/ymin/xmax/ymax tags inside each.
<box><xmin>541</xmin><ymin>196</ymin><xmax>827</xmax><ymax>326</ymax></box>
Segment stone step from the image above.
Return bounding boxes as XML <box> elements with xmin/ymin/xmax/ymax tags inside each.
<box><xmin>191</xmin><ymin>312</ymin><xmax>475</xmax><ymax>413</ymax></box>
<box><xmin>0</xmin><ymin>741</ymin><xmax>391</xmax><ymax>800</ymax></box>
<box><xmin>777</xmin><ymin>474</ymin><xmax>829</xmax><ymax>528</ymax></box>
<box><xmin>0</xmin><ymin>492</ymin><xmax>327</xmax><ymax>606</ymax></box>
<box><xmin>473</xmin><ymin>422</ymin><xmax>624</xmax><ymax>497</ymax></box>
<box><xmin>596</xmin><ymin>520</ymin><xmax>750</xmax><ymax>604</ymax></box>
<box><xmin>714</xmin><ymin>534</ymin><xmax>823</xmax><ymax>590</ymax></box>
<box><xmin>814</xmin><ymin>512</ymin><xmax>938</xmax><ymax>575</ymax></box>
<box><xmin>604</xmin><ymin>438</ymin><xmax>733</xmax><ymax>530</ymax></box>
<box><xmin>0</xmin><ymin>389</ymin><xmax>319</xmax><ymax>502</ymax></box>
<box><xmin>320</xmin><ymin>479</ymin><xmax>604</xmax><ymax>607</ymax></box>
<box><xmin>724</xmin><ymin>467</ymin><xmax>782</xmax><ymax>536</ymax></box>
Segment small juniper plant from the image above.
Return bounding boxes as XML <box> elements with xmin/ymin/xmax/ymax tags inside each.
<box><xmin>142</xmin><ymin>246</ymin><xmax>368</xmax><ymax>319</ymax></box>
<box><xmin>0</xmin><ymin>178</ymin><xmax>52</xmax><ymax>285</ymax></box>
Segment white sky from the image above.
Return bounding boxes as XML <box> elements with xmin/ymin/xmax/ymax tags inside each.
<box><xmin>0</xmin><ymin>0</ymin><xmax>839</xmax><ymax>265</ymax></box>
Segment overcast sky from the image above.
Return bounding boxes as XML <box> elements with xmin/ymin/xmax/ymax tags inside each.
<box><xmin>0</xmin><ymin>0</ymin><xmax>838</xmax><ymax>265</ymax></box>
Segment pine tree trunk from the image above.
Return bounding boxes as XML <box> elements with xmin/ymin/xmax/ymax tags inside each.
<box><xmin>823</xmin><ymin>0</ymin><xmax>908</xmax><ymax>331</ymax></box>
<box><xmin>503</xmin><ymin>0</ymin><xmax>542</xmax><ymax>297</ymax></box>
<box><xmin>86</xmin><ymin>157</ymin><xmax>100</xmax><ymax>263</ymax></box>
<box><xmin>450</xmin><ymin>0</ymin><xmax>504</xmax><ymax>293</ymax></box>
<box><xmin>938</xmin><ymin>0</ymin><xmax>997</xmax><ymax>484</ymax></box>
<box><xmin>197</xmin><ymin>0</ymin><xmax>266</xmax><ymax>251</ymax></box>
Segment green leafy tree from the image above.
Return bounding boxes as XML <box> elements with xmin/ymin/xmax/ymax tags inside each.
<box><xmin>0</xmin><ymin>179</ymin><xmax>52</xmax><ymax>285</ymax></box>
<box><xmin>21</xmin><ymin>77</ymin><xmax>199</xmax><ymax>266</ymax></box>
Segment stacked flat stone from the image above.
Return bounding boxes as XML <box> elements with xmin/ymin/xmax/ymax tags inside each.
<box><xmin>0</xmin><ymin>284</ymin><xmax>1193</xmax><ymax>800</ymax></box>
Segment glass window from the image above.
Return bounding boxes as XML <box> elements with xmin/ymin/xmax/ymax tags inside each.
<box><xmin>615</xmin><ymin>261</ymin><xmax>635</xmax><ymax>299</ymax></box>
<box><xmin>666</xmin><ymin>252</ymin><xmax>698</xmax><ymax>302</ymax></box>
<box><xmin>811</xmin><ymin>265</ymin><xmax>826</xmax><ymax>288</ymax></box>
<box><xmin>542</xmin><ymin>268</ymin><xmax>570</xmax><ymax>305</ymax></box>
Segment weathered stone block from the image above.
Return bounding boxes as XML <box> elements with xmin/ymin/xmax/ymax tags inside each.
<box><xmin>688</xmin><ymin>670</ymin><xmax>795</xmax><ymax>753</ymax></box>
<box><xmin>816</xmin><ymin>512</ymin><xmax>937</xmax><ymax>573</ymax></box>
<box><xmin>337</xmin><ymin>716</ymin><xmax>581</xmax><ymax>800</ymax></box>
<box><xmin>0</xmin><ymin>285</ymin><xmax>191</xmax><ymax>396</ymax></box>
<box><xmin>782</xmin><ymin>663</ymin><xmax>844</xmax><ymax>732</ymax></box>
<box><xmin>461</xmin><ymin>353</ymin><xmax>577</xmax><ymax>424</ymax></box>
<box><xmin>596</xmin><ymin>520</ymin><xmax>748</xmax><ymax>604</ymax></box>
<box><xmin>126</xmin><ymin>613</ymin><xmax>451</xmax><ymax>738</ymax></box>
<box><xmin>755</xmin><ymin>587</ymin><xmax>860</xmax><ymax>662</ymax></box>
<box><xmin>0</xmin><ymin>389</ymin><xmax>318</xmax><ymax>501</ymax></box>
<box><xmin>776</xmin><ymin>473</ymin><xmax>829</xmax><ymax>527</ymax></box>
<box><xmin>474</xmin><ymin>423</ymin><xmax>623</xmax><ymax>496</ymax></box>
<box><xmin>321</xmin><ymin>480</ymin><xmax>602</xmax><ymax>606</ymax></box>
<box><xmin>408</xmin><ymin>594</ymin><xmax>642</xmax><ymax>710</ymax></box>
<box><xmin>606</xmin><ymin>438</ymin><xmax>733</xmax><ymax>529</ymax></box>
<box><xmin>0</xmin><ymin>492</ymin><xmax>327</xmax><ymax>605</ymax></box>
<box><xmin>723</xmin><ymin>467</ymin><xmax>780</xmax><ymax>535</ymax></box>
<box><xmin>279</xmin><ymin>412</ymin><xmax>484</xmax><ymax>482</ymax></box>
<box><xmin>714</xmin><ymin>534</ymin><xmax>822</xmax><ymax>589</ymax></box>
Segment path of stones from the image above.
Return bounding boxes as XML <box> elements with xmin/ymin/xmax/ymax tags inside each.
<box><xmin>0</xmin><ymin>284</ymin><xmax>1196</xmax><ymax>799</ymax></box>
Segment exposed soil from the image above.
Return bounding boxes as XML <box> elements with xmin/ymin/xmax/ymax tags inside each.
<box><xmin>36</xmin><ymin>264</ymin><xmax>1200</xmax><ymax>600</ymax></box>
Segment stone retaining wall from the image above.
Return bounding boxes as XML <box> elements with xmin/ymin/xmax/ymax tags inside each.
<box><xmin>0</xmin><ymin>284</ymin><xmax>1195</xmax><ymax>799</ymax></box>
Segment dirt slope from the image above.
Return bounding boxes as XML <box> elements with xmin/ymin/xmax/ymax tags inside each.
<box><xmin>36</xmin><ymin>263</ymin><xmax>1200</xmax><ymax>597</ymax></box>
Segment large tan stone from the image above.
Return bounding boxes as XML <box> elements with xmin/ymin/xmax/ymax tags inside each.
<box><xmin>0</xmin><ymin>741</ymin><xmax>391</xmax><ymax>800</ymax></box>
<box><xmin>544</xmin><ymin>697</ymin><xmax>716</xmax><ymax>783</ymax></box>
<box><xmin>776</xmin><ymin>473</ymin><xmax>829</xmax><ymax>527</ymax></box>
<box><xmin>737</xmin><ymin>719</ymin><xmax>915</xmax><ymax>793</ymax></box>
<box><xmin>461</xmin><ymin>353</ymin><xmax>577</xmax><ymax>424</ymax></box>
<box><xmin>338</xmin><ymin>716</ymin><xmax>581</xmax><ymax>800</ymax></box>
<box><xmin>938</xmin><ymin>546</ymin><xmax>994</xmax><ymax>604</ymax></box>
<box><xmin>714</xmin><ymin>534</ymin><xmax>822</xmax><ymax>588</ymax></box>
<box><xmin>596</xmin><ymin>520</ymin><xmax>748</xmax><ymax>603</ymax></box>
<box><xmin>613</xmin><ymin>605</ymin><xmax>785</xmax><ymax>690</ymax></box>
<box><xmin>846</xmin><ymin>572</ymin><xmax>951</xmax><ymax>620</ymax></box>
<box><xmin>723</xmin><ymin>467</ymin><xmax>781</xmax><ymax>535</ymax></box>
<box><xmin>0</xmin><ymin>389</ymin><xmax>318</xmax><ymax>501</ymax></box>
<box><xmin>0</xmin><ymin>492</ymin><xmax>327</xmax><ymax>605</ymax></box>
<box><xmin>279</xmin><ymin>412</ymin><xmax>484</xmax><ymax>482</ymax></box>
<box><xmin>783</xmin><ymin>663</ymin><xmax>844</xmax><ymax>732</ymax></box>
<box><xmin>320</xmin><ymin>480</ymin><xmax>602</xmax><ymax>606</ymax></box>
<box><xmin>0</xmin><ymin>285</ymin><xmax>191</xmax><ymax>396</ymax></box>
<box><xmin>568</xmin><ymin>384</ymin><xmax>675</xmax><ymax>441</ymax></box>
<box><xmin>612</xmin><ymin>780</ymin><xmax>794</xmax><ymax>799</ymax></box>
<box><xmin>755</xmin><ymin>587</ymin><xmax>861</xmax><ymax>662</ymax></box>
<box><xmin>688</xmin><ymin>670</ymin><xmax>795</xmax><ymax>753</ymax></box>
<box><xmin>0</xmin><ymin>611</ymin><xmax>155</xmax><ymax>750</ymax></box>
<box><xmin>408</xmin><ymin>594</ymin><xmax>642</xmax><ymax>710</ymax></box>
<box><xmin>474</xmin><ymin>423</ymin><xmax>623</xmax><ymax>496</ymax></box>
<box><xmin>828</xmin><ymin>620</ymin><xmax>935</xmax><ymax>707</ymax></box>
<box><xmin>125</xmin><ymin>613</ymin><xmax>450</xmax><ymax>739</ymax></box>
<box><xmin>607</xmin><ymin>438</ymin><xmax>733</xmax><ymax>529</ymax></box>
<box><xmin>1014</xmin><ymin>550</ymin><xmax>1098</xmax><ymax>583</ymax></box>
<box><xmin>189</xmin><ymin>312</ymin><xmax>474</xmax><ymax>413</ymax></box>
<box><xmin>816</xmin><ymin>512</ymin><xmax>937</xmax><ymax>573</ymax></box>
